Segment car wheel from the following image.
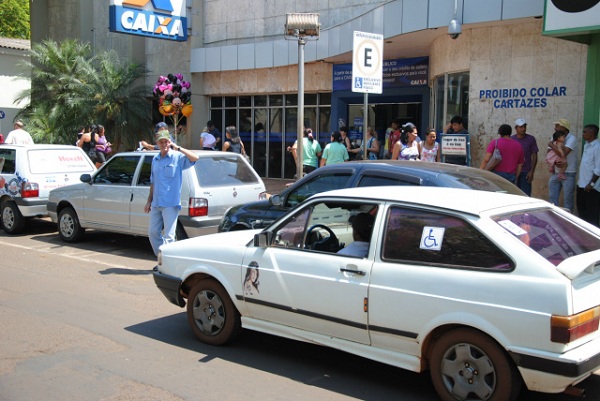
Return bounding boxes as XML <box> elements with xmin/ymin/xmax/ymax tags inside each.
<box><xmin>430</xmin><ymin>328</ymin><xmax>521</xmax><ymax>401</ymax></box>
<box><xmin>58</xmin><ymin>207</ymin><xmax>85</xmax><ymax>242</ymax></box>
<box><xmin>187</xmin><ymin>279</ymin><xmax>241</xmax><ymax>345</ymax></box>
<box><xmin>1</xmin><ymin>200</ymin><xmax>26</xmax><ymax>234</ymax></box>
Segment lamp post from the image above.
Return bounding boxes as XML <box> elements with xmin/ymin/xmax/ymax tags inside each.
<box><xmin>285</xmin><ymin>13</ymin><xmax>320</xmax><ymax>181</ymax></box>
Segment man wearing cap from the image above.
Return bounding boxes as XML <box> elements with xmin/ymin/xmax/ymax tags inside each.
<box><xmin>139</xmin><ymin>122</ymin><xmax>176</xmax><ymax>150</ymax></box>
<box><xmin>576</xmin><ymin>124</ymin><xmax>600</xmax><ymax>227</ymax></box>
<box><xmin>144</xmin><ymin>123</ymin><xmax>199</xmax><ymax>256</ymax></box>
<box><xmin>547</xmin><ymin>118</ymin><xmax>578</xmax><ymax>212</ymax></box>
<box><xmin>510</xmin><ymin>118</ymin><xmax>538</xmax><ymax>196</ymax></box>
<box><xmin>5</xmin><ymin>120</ymin><xmax>34</xmax><ymax>145</ymax></box>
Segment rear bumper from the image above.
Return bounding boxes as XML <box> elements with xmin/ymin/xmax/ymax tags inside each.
<box><xmin>510</xmin><ymin>338</ymin><xmax>600</xmax><ymax>392</ymax></box>
<box><xmin>13</xmin><ymin>197</ymin><xmax>48</xmax><ymax>218</ymax></box>
<box><xmin>179</xmin><ymin>215</ymin><xmax>220</xmax><ymax>237</ymax></box>
<box><xmin>153</xmin><ymin>270</ymin><xmax>185</xmax><ymax>307</ymax></box>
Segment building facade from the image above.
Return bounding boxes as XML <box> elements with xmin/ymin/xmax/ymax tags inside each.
<box><xmin>30</xmin><ymin>0</ymin><xmax>600</xmax><ymax>200</ymax></box>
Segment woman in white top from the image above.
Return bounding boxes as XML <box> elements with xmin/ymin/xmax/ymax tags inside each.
<box><xmin>420</xmin><ymin>129</ymin><xmax>441</xmax><ymax>162</ymax></box>
<box><xmin>392</xmin><ymin>123</ymin><xmax>421</xmax><ymax>161</ymax></box>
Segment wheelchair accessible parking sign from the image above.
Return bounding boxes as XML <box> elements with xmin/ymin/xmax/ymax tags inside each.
<box><xmin>352</xmin><ymin>31</ymin><xmax>383</xmax><ymax>94</ymax></box>
<box><xmin>420</xmin><ymin>227</ymin><xmax>445</xmax><ymax>251</ymax></box>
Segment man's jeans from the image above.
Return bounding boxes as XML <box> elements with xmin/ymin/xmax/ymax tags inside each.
<box><xmin>516</xmin><ymin>171</ymin><xmax>532</xmax><ymax>196</ymax></box>
<box><xmin>149</xmin><ymin>206</ymin><xmax>179</xmax><ymax>256</ymax></box>
<box><xmin>548</xmin><ymin>172</ymin><xmax>576</xmax><ymax>212</ymax></box>
<box><xmin>494</xmin><ymin>171</ymin><xmax>516</xmax><ymax>185</ymax></box>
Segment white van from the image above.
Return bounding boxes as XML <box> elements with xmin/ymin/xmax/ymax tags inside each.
<box><xmin>0</xmin><ymin>144</ymin><xmax>97</xmax><ymax>234</ymax></box>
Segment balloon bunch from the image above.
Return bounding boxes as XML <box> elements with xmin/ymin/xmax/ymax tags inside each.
<box><xmin>153</xmin><ymin>73</ymin><xmax>193</xmax><ymax>132</ymax></box>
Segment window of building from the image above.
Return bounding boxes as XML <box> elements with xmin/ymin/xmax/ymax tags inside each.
<box><xmin>210</xmin><ymin>94</ymin><xmax>331</xmax><ymax>179</ymax></box>
<box><xmin>433</xmin><ymin>72</ymin><xmax>469</xmax><ymax>132</ymax></box>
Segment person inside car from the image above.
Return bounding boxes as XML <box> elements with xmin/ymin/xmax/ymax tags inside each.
<box><xmin>337</xmin><ymin>212</ymin><xmax>375</xmax><ymax>258</ymax></box>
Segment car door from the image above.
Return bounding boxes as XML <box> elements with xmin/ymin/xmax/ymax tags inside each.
<box><xmin>241</xmin><ymin>199</ymin><xmax>380</xmax><ymax>345</ymax></box>
<box><xmin>129</xmin><ymin>154</ymin><xmax>152</xmax><ymax>234</ymax></box>
<box><xmin>82</xmin><ymin>155</ymin><xmax>141</xmax><ymax>230</ymax></box>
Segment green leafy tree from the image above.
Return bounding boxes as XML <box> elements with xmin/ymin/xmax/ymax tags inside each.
<box><xmin>15</xmin><ymin>39</ymin><xmax>151</xmax><ymax>149</ymax></box>
<box><xmin>0</xmin><ymin>0</ymin><xmax>30</xmax><ymax>39</ymax></box>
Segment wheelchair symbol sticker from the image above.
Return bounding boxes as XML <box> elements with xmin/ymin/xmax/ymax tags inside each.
<box><xmin>420</xmin><ymin>226</ymin><xmax>445</xmax><ymax>251</ymax></box>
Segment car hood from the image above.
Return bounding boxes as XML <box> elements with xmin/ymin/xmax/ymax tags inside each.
<box><xmin>162</xmin><ymin>229</ymin><xmax>260</xmax><ymax>254</ymax></box>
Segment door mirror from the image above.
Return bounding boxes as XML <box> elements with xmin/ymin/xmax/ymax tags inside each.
<box><xmin>269</xmin><ymin>194</ymin><xmax>282</xmax><ymax>206</ymax></box>
<box><xmin>254</xmin><ymin>231</ymin><xmax>272</xmax><ymax>247</ymax></box>
<box><xmin>80</xmin><ymin>174</ymin><xmax>92</xmax><ymax>184</ymax></box>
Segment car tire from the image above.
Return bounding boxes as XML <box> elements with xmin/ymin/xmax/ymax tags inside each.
<box><xmin>187</xmin><ymin>279</ymin><xmax>241</xmax><ymax>345</ymax></box>
<box><xmin>58</xmin><ymin>207</ymin><xmax>85</xmax><ymax>242</ymax></box>
<box><xmin>429</xmin><ymin>328</ymin><xmax>522</xmax><ymax>401</ymax></box>
<box><xmin>175</xmin><ymin>222</ymin><xmax>188</xmax><ymax>240</ymax></box>
<box><xmin>1</xmin><ymin>200</ymin><xmax>26</xmax><ymax>234</ymax></box>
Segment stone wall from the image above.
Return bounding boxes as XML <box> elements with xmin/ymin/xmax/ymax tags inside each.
<box><xmin>431</xmin><ymin>19</ymin><xmax>588</xmax><ymax>199</ymax></box>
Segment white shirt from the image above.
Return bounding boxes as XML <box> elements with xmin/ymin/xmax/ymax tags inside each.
<box><xmin>337</xmin><ymin>241</ymin><xmax>369</xmax><ymax>257</ymax></box>
<box><xmin>564</xmin><ymin>132</ymin><xmax>578</xmax><ymax>173</ymax></box>
<box><xmin>5</xmin><ymin>128</ymin><xmax>34</xmax><ymax>145</ymax></box>
<box><xmin>577</xmin><ymin>139</ymin><xmax>600</xmax><ymax>191</ymax></box>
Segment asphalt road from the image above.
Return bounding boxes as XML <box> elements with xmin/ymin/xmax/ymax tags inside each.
<box><xmin>1</xmin><ymin>218</ymin><xmax>599</xmax><ymax>401</ymax></box>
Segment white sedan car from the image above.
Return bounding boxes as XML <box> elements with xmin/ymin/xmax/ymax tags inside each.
<box><xmin>154</xmin><ymin>186</ymin><xmax>600</xmax><ymax>401</ymax></box>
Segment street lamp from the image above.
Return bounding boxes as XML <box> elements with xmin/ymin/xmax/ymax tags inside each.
<box><xmin>285</xmin><ymin>13</ymin><xmax>320</xmax><ymax>180</ymax></box>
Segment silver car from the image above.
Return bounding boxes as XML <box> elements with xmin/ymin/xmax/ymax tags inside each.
<box><xmin>47</xmin><ymin>150</ymin><xmax>266</xmax><ymax>242</ymax></box>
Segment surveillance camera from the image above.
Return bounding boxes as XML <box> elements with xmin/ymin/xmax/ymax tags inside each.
<box><xmin>448</xmin><ymin>18</ymin><xmax>462</xmax><ymax>39</ymax></box>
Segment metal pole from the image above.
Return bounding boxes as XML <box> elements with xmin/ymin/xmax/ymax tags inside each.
<box><xmin>296</xmin><ymin>37</ymin><xmax>305</xmax><ymax>180</ymax></box>
<box><xmin>363</xmin><ymin>93</ymin><xmax>368</xmax><ymax>160</ymax></box>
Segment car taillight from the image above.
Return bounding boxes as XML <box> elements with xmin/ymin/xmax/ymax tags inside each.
<box><xmin>21</xmin><ymin>182</ymin><xmax>39</xmax><ymax>198</ymax></box>
<box><xmin>259</xmin><ymin>191</ymin><xmax>268</xmax><ymax>201</ymax></box>
<box><xmin>189</xmin><ymin>198</ymin><xmax>208</xmax><ymax>217</ymax></box>
<box><xmin>551</xmin><ymin>306</ymin><xmax>600</xmax><ymax>343</ymax></box>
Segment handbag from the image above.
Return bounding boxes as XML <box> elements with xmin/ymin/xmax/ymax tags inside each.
<box><xmin>485</xmin><ymin>139</ymin><xmax>502</xmax><ymax>171</ymax></box>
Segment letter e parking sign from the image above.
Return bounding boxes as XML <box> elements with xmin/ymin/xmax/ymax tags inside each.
<box><xmin>352</xmin><ymin>31</ymin><xmax>383</xmax><ymax>94</ymax></box>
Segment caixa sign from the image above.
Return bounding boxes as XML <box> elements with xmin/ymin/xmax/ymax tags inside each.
<box><xmin>109</xmin><ymin>0</ymin><xmax>187</xmax><ymax>41</ymax></box>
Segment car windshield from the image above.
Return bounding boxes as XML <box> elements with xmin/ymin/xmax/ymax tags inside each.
<box><xmin>195</xmin><ymin>155</ymin><xmax>259</xmax><ymax>187</ymax></box>
<box><xmin>492</xmin><ymin>208</ymin><xmax>600</xmax><ymax>266</ymax></box>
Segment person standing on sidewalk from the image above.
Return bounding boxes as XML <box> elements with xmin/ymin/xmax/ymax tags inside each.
<box><xmin>576</xmin><ymin>124</ymin><xmax>600</xmax><ymax>227</ymax></box>
<box><xmin>547</xmin><ymin>118</ymin><xmax>578</xmax><ymax>212</ymax></box>
<box><xmin>144</xmin><ymin>124</ymin><xmax>199</xmax><ymax>256</ymax></box>
<box><xmin>511</xmin><ymin>118</ymin><xmax>538</xmax><ymax>196</ymax></box>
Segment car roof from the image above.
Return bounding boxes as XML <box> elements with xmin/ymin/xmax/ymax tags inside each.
<box><xmin>314</xmin><ymin>186</ymin><xmax>545</xmax><ymax>215</ymax></box>
<box><xmin>114</xmin><ymin>150</ymin><xmax>239</xmax><ymax>158</ymax></box>
<box><xmin>0</xmin><ymin>144</ymin><xmax>83</xmax><ymax>150</ymax></box>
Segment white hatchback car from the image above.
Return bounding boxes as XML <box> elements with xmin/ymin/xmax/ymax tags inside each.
<box><xmin>47</xmin><ymin>150</ymin><xmax>265</xmax><ymax>242</ymax></box>
<box><xmin>154</xmin><ymin>186</ymin><xmax>600</xmax><ymax>401</ymax></box>
<box><xmin>0</xmin><ymin>144</ymin><xmax>96</xmax><ymax>234</ymax></box>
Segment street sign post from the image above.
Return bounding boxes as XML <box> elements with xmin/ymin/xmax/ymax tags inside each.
<box><xmin>352</xmin><ymin>31</ymin><xmax>383</xmax><ymax>159</ymax></box>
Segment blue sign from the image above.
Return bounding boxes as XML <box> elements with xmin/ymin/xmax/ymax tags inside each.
<box><xmin>0</xmin><ymin>111</ymin><xmax>5</xmax><ymax>119</ymax></box>
<box><xmin>333</xmin><ymin>57</ymin><xmax>428</xmax><ymax>92</ymax></box>
<box><xmin>109</xmin><ymin>0</ymin><xmax>187</xmax><ymax>42</ymax></box>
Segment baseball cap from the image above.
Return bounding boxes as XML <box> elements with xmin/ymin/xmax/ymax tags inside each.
<box><xmin>553</xmin><ymin>118</ymin><xmax>570</xmax><ymax>130</ymax></box>
<box><xmin>156</xmin><ymin>130</ymin><xmax>171</xmax><ymax>141</ymax></box>
<box><xmin>515</xmin><ymin>118</ymin><xmax>526</xmax><ymax>126</ymax></box>
<box><xmin>154</xmin><ymin>122</ymin><xmax>168</xmax><ymax>133</ymax></box>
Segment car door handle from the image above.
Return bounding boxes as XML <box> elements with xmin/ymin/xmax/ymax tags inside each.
<box><xmin>340</xmin><ymin>267</ymin><xmax>366</xmax><ymax>276</ymax></box>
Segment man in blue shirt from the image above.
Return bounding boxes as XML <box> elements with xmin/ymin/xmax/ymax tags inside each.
<box><xmin>144</xmin><ymin>123</ymin><xmax>199</xmax><ymax>255</ymax></box>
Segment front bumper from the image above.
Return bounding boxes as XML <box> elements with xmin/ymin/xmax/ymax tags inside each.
<box><xmin>153</xmin><ymin>269</ymin><xmax>185</xmax><ymax>307</ymax></box>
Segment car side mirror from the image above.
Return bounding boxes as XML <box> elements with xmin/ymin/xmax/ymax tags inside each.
<box><xmin>253</xmin><ymin>231</ymin><xmax>272</xmax><ymax>247</ymax></box>
<box><xmin>269</xmin><ymin>194</ymin><xmax>282</xmax><ymax>206</ymax></box>
<box><xmin>80</xmin><ymin>174</ymin><xmax>92</xmax><ymax>184</ymax></box>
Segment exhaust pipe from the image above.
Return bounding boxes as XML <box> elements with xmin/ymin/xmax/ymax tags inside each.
<box><xmin>563</xmin><ymin>386</ymin><xmax>586</xmax><ymax>398</ymax></box>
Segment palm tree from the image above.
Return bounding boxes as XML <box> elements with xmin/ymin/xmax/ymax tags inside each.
<box><xmin>88</xmin><ymin>50</ymin><xmax>151</xmax><ymax>150</ymax></box>
<box><xmin>15</xmin><ymin>39</ymin><xmax>151</xmax><ymax>148</ymax></box>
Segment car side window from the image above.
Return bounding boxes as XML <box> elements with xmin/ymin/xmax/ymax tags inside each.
<box><xmin>285</xmin><ymin>173</ymin><xmax>353</xmax><ymax>208</ymax></box>
<box><xmin>0</xmin><ymin>149</ymin><xmax>16</xmax><ymax>174</ymax></box>
<box><xmin>137</xmin><ymin>156</ymin><xmax>152</xmax><ymax>186</ymax></box>
<box><xmin>382</xmin><ymin>206</ymin><xmax>513</xmax><ymax>270</ymax></box>
<box><xmin>93</xmin><ymin>156</ymin><xmax>140</xmax><ymax>185</ymax></box>
<box><xmin>272</xmin><ymin>208</ymin><xmax>310</xmax><ymax>249</ymax></box>
<box><xmin>357</xmin><ymin>174</ymin><xmax>420</xmax><ymax>187</ymax></box>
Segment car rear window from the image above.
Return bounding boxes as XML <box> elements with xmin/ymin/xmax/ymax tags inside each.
<box><xmin>27</xmin><ymin>149</ymin><xmax>95</xmax><ymax>173</ymax></box>
<box><xmin>194</xmin><ymin>154</ymin><xmax>260</xmax><ymax>187</ymax></box>
<box><xmin>492</xmin><ymin>208</ymin><xmax>600</xmax><ymax>266</ymax></box>
<box><xmin>382</xmin><ymin>206</ymin><xmax>513</xmax><ymax>270</ymax></box>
